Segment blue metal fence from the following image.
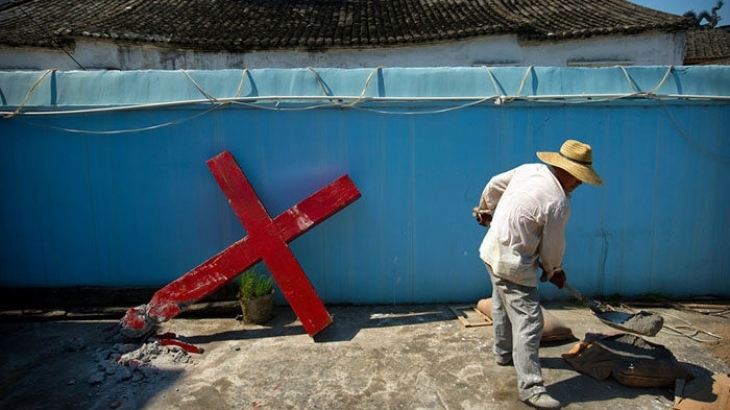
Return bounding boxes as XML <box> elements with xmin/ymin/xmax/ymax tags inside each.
<box><xmin>1</xmin><ymin>67</ymin><xmax>728</xmax><ymax>303</ymax></box>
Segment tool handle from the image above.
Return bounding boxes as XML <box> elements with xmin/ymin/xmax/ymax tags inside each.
<box><xmin>563</xmin><ymin>282</ymin><xmax>603</xmax><ymax>315</ymax></box>
<box><xmin>562</xmin><ymin>282</ymin><xmax>585</xmax><ymax>302</ymax></box>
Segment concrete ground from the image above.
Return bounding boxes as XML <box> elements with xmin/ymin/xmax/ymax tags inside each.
<box><xmin>0</xmin><ymin>301</ymin><xmax>728</xmax><ymax>410</ymax></box>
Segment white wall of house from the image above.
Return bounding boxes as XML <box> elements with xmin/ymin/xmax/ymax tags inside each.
<box><xmin>0</xmin><ymin>31</ymin><xmax>685</xmax><ymax>70</ymax></box>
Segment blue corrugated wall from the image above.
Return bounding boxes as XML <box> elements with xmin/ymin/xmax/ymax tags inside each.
<box><xmin>1</xmin><ymin>67</ymin><xmax>728</xmax><ymax>303</ymax></box>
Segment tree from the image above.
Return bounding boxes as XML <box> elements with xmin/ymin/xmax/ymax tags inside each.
<box><xmin>683</xmin><ymin>0</ymin><xmax>724</xmax><ymax>28</ymax></box>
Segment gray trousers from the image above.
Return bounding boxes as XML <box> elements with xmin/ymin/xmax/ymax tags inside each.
<box><xmin>486</xmin><ymin>263</ymin><xmax>546</xmax><ymax>401</ymax></box>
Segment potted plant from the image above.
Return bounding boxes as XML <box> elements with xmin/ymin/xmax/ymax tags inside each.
<box><xmin>237</xmin><ymin>267</ymin><xmax>275</xmax><ymax>324</ymax></box>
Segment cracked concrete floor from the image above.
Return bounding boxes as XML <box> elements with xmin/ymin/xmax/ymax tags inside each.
<box><xmin>0</xmin><ymin>302</ymin><xmax>728</xmax><ymax>410</ymax></box>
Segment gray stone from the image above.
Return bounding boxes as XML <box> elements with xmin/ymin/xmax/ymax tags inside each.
<box><xmin>115</xmin><ymin>366</ymin><xmax>133</xmax><ymax>383</ymax></box>
<box><xmin>87</xmin><ymin>371</ymin><xmax>105</xmax><ymax>385</ymax></box>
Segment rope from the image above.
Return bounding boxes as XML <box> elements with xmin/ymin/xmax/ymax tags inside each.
<box><xmin>514</xmin><ymin>65</ymin><xmax>534</xmax><ymax>98</ymax></box>
<box><xmin>234</xmin><ymin>69</ymin><xmax>249</xmax><ymax>98</ymax></box>
<box><xmin>19</xmin><ymin>105</ymin><xmax>221</xmax><ymax>135</ymax></box>
<box><xmin>662</xmin><ymin>324</ymin><xmax>723</xmax><ymax>343</ymax></box>
<box><xmin>482</xmin><ymin>66</ymin><xmax>502</xmax><ymax>96</ymax></box>
<box><xmin>620</xmin><ymin>303</ymin><xmax>724</xmax><ymax>344</ymax></box>
<box><xmin>3</xmin><ymin>74</ymin><xmax>729</xmax><ymax>117</ymax></box>
<box><xmin>618</xmin><ymin>66</ymin><xmax>640</xmax><ymax>93</ymax></box>
<box><xmin>659</xmin><ymin>311</ymin><xmax>724</xmax><ymax>344</ymax></box>
<box><xmin>649</xmin><ymin>65</ymin><xmax>674</xmax><ymax>95</ymax></box>
<box><xmin>180</xmin><ymin>69</ymin><xmax>249</xmax><ymax>103</ymax></box>
<box><xmin>231</xmin><ymin>100</ymin><xmax>333</xmax><ymax>111</ymax></box>
<box><xmin>496</xmin><ymin>66</ymin><xmax>534</xmax><ymax>104</ymax></box>
<box><xmin>349</xmin><ymin>97</ymin><xmax>493</xmax><ymax>115</ymax></box>
<box><xmin>9</xmin><ymin>69</ymin><xmax>249</xmax><ymax>134</ymax></box>
<box><xmin>483</xmin><ymin>66</ymin><xmax>507</xmax><ymax>106</ymax></box>
<box><xmin>617</xmin><ymin>65</ymin><xmax>730</xmax><ymax>163</ymax></box>
<box><xmin>3</xmin><ymin>69</ymin><xmax>56</xmax><ymax>119</ymax></box>
<box><xmin>672</xmin><ymin>302</ymin><xmax>730</xmax><ymax>317</ymax></box>
<box><xmin>307</xmin><ymin>67</ymin><xmax>339</xmax><ymax>106</ymax></box>
<box><xmin>659</xmin><ymin>99</ymin><xmax>730</xmax><ymax>163</ymax></box>
<box><xmin>343</xmin><ymin>66</ymin><xmax>384</xmax><ymax>108</ymax></box>
<box><xmin>180</xmin><ymin>69</ymin><xmax>222</xmax><ymax>103</ymax></box>
<box><xmin>617</xmin><ymin>65</ymin><xmax>673</xmax><ymax>97</ymax></box>
<box><xmin>3</xmin><ymin>66</ymin><xmax>729</xmax><ymax>144</ymax></box>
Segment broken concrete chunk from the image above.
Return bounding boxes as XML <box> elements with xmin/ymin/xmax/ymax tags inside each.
<box><xmin>87</xmin><ymin>371</ymin><xmax>105</xmax><ymax>385</ymax></box>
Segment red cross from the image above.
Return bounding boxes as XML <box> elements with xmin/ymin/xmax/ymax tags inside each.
<box><xmin>121</xmin><ymin>150</ymin><xmax>361</xmax><ymax>337</ymax></box>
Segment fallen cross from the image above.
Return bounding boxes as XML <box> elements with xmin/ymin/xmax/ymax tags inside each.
<box><xmin>120</xmin><ymin>150</ymin><xmax>361</xmax><ymax>339</ymax></box>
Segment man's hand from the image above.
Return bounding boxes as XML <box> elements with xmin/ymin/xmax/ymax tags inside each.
<box><xmin>549</xmin><ymin>269</ymin><xmax>566</xmax><ymax>289</ymax></box>
<box><xmin>472</xmin><ymin>208</ymin><xmax>492</xmax><ymax>227</ymax></box>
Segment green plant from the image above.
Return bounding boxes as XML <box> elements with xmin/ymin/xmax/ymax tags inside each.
<box><xmin>238</xmin><ymin>268</ymin><xmax>274</xmax><ymax>299</ymax></box>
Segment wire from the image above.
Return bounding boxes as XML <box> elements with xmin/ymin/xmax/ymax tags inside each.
<box><xmin>2</xmin><ymin>92</ymin><xmax>727</xmax><ymax>118</ymax></box>
<box><xmin>659</xmin><ymin>99</ymin><xmax>730</xmax><ymax>163</ymax></box>
<box><xmin>16</xmin><ymin>3</ymin><xmax>85</xmax><ymax>70</ymax></box>
<box><xmin>2</xmin><ymin>66</ymin><xmax>729</xmax><ymax>150</ymax></box>
<box><xmin>654</xmin><ymin>309</ymin><xmax>724</xmax><ymax>343</ymax></box>
<box><xmin>18</xmin><ymin>105</ymin><xmax>221</xmax><ymax>134</ymax></box>
<box><xmin>347</xmin><ymin>97</ymin><xmax>494</xmax><ymax>115</ymax></box>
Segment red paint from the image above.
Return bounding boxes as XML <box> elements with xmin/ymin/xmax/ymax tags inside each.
<box><xmin>121</xmin><ymin>306</ymin><xmax>149</xmax><ymax>335</ymax></box>
<box><xmin>159</xmin><ymin>338</ymin><xmax>202</xmax><ymax>354</ymax></box>
<box><xmin>122</xmin><ymin>150</ymin><xmax>361</xmax><ymax>337</ymax></box>
<box><xmin>155</xmin><ymin>332</ymin><xmax>178</xmax><ymax>339</ymax></box>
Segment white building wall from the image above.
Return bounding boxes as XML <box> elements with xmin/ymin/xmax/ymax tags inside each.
<box><xmin>521</xmin><ymin>32</ymin><xmax>686</xmax><ymax>66</ymax></box>
<box><xmin>0</xmin><ymin>32</ymin><xmax>685</xmax><ymax>70</ymax></box>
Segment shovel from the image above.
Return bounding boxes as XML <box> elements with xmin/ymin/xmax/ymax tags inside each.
<box><xmin>543</xmin><ymin>273</ymin><xmax>663</xmax><ymax>337</ymax></box>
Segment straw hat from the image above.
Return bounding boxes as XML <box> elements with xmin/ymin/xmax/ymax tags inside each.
<box><xmin>537</xmin><ymin>140</ymin><xmax>603</xmax><ymax>186</ymax></box>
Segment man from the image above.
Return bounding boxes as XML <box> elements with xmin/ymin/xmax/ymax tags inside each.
<box><xmin>473</xmin><ymin>139</ymin><xmax>603</xmax><ymax>410</ymax></box>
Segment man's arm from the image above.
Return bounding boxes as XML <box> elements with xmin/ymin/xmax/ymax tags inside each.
<box><xmin>474</xmin><ymin>168</ymin><xmax>515</xmax><ymax>225</ymax></box>
<box><xmin>539</xmin><ymin>205</ymin><xmax>570</xmax><ymax>278</ymax></box>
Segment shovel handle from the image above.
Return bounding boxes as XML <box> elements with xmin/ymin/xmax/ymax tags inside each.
<box><xmin>563</xmin><ymin>282</ymin><xmax>603</xmax><ymax>314</ymax></box>
<box><xmin>562</xmin><ymin>283</ymin><xmax>584</xmax><ymax>301</ymax></box>
<box><xmin>540</xmin><ymin>270</ymin><xmax>585</xmax><ymax>302</ymax></box>
<box><xmin>540</xmin><ymin>270</ymin><xmax>601</xmax><ymax>312</ymax></box>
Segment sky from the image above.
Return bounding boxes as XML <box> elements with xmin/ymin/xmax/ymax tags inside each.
<box><xmin>629</xmin><ymin>0</ymin><xmax>725</xmax><ymax>22</ymax></box>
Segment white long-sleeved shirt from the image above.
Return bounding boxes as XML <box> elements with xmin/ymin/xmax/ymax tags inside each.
<box><xmin>478</xmin><ymin>163</ymin><xmax>571</xmax><ymax>287</ymax></box>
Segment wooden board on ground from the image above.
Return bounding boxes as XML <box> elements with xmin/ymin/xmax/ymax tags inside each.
<box><xmin>450</xmin><ymin>305</ymin><xmax>493</xmax><ymax>327</ymax></box>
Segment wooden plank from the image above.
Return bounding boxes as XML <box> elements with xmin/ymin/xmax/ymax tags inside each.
<box><xmin>449</xmin><ymin>305</ymin><xmax>493</xmax><ymax>327</ymax></box>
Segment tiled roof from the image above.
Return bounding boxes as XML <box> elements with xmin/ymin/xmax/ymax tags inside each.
<box><xmin>0</xmin><ymin>0</ymin><xmax>692</xmax><ymax>51</ymax></box>
<box><xmin>684</xmin><ymin>27</ymin><xmax>730</xmax><ymax>64</ymax></box>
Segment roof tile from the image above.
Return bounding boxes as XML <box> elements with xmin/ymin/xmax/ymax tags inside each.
<box><xmin>685</xmin><ymin>27</ymin><xmax>730</xmax><ymax>64</ymax></box>
<box><xmin>0</xmin><ymin>0</ymin><xmax>691</xmax><ymax>51</ymax></box>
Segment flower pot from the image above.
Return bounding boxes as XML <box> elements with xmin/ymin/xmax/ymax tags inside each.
<box><xmin>239</xmin><ymin>291</ymin><xmax>274</xmax><ymax>324</ymax></box>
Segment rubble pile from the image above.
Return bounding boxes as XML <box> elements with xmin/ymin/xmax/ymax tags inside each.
<box><xmin>63</xmin><ymin>335</ymin><xmax>195</xmax><ymax>387</ymax></box>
